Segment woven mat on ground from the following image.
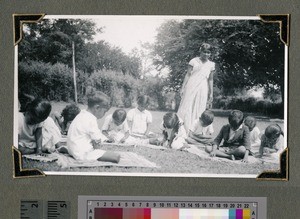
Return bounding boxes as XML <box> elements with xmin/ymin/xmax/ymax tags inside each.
<box><xmin>185</xmin><ymin>144</ymin><xmax>275</xmax><ymax>164</ymax></box>
<box><xmin>56</xmin><ymin>152</ymin><xmax>160</xmax><ymax>168</ymax></box>
<box><xmin>24</xmin><ymin>152</ymin><xmax>160</xmax><ymax>169</ymax></box>
<box><xmin>23</xmin><ymin>153</ymin><xmax>59</xmax><ymax>162</ymax></box>
<box><xmin>100</xmin><ymin>142</ymin><xmax>166</xmax><ymax>150</ymax></box>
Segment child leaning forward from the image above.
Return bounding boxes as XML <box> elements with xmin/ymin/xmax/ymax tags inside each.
<box><xmin>257</xmin><ymin>124</ymin><xmax>284</xmax><ymax>159</ymax></box>
<box><xmin>159</xmin><ymin>112</ymin><xmax>188</xmax><ymax>150</ymax></box>
<box><xmin>102</xmin><ymin>109</ymin><xmax>130</xmax><ymax>143</ymax></box>
<box><xmin>205</xmin><ymin>110</ymin><xmax>251</xmax><ymax>162</ymax></box>
<box><xmin>67</xmin><ymin>91</ymin><xmax>120</xmax><ymax>163</ymax></box>
<box><xmin>18</xmin><ymin>96</ymin><xmax>52</xmax><ymax>155</ymax></box>
<box><xmin>186</xmin><ymin>110</ymin><xmax>214</xmax><ymax>146</ymax></box>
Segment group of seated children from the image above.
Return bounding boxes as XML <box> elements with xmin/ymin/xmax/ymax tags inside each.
<box><xmin>18</xmin><ymin>92</ymin><xmax>284</xmax><ymax>163</ymax></box>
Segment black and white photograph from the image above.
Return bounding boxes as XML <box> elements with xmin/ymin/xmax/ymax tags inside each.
<box><xmin>14</xmin><ymin>15</ymin><xmax>287</xmax><ymax>178</ymax></box>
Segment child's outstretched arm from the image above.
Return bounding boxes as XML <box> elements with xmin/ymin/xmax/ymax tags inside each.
<box><xmin>35</xmin><ymin>127</ymin><xmax>43</xmax><ymax>154</ymax></box>
<box><xmin>101</xmin><ymin>130</ymin><xmax>115</xmax><ymax>143</ymax></box>
<box><xmin>258</xmin><ymin>141</ymin><xmax>265</xmax><ymax>158</ymax></box>
<box><xmin>144</xmin><ymin>123</ymin><xmax>151</xmax><ymax>136</ymax></box>
<box><xmin>120</xmin><ymin>131</ymin><xmax>130</xmax><ymax>143</ymax></box>
<box><xmin>241</xmin><ymin>127</ymin><xmax>251</xmax><ymax>162</ymax></box>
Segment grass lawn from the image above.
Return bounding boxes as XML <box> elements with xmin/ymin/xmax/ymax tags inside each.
<box><xmin>22</xmin><ymin>101</ymin><xmax>284</xmax><ymax>177</ymax></box>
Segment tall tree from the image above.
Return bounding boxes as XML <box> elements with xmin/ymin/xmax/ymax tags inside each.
<box><xmin>77</xmin><ymin>41</ymin><xmax>141</xmax><ymax>78</ymax></box>
<box><xmin>152</xmin><ymin>19</ymin><xmax>285</xmax><ymax>102</ymax></box>
<box><xmin>19</xmin><ymin>19</ymin><xmax>99</xmax><ymax>66</ymax></box>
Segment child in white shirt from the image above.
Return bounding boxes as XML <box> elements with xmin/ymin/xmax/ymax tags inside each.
<box><xmin>244</xmin><ymin>116</ymin><xmax>261</xmax><ymax>154</ymax></box>
<box><xmin>186</xmin><ymin>110</ymin><xmax>214</xmax><ymax>146</ymax></box>
<box><xmin>127</xmin><ymin>95</ymin><xmax>152</xmax><ymax>137</ymax></box>
<box><xmin>102</xmin><ymin>109</ymin><xmax>130</xmax><ymax>143</ymax></box>
<box><xmin>67</xmin><ymin>92</ymin><xmax>120</xmax><ymax>163</ymax></box>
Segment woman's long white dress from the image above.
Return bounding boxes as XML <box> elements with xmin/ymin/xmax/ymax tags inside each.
<box><xmin>177</xmin><ymin>57</ymin><xmax>215</xmax><ymax>131</ymax></box>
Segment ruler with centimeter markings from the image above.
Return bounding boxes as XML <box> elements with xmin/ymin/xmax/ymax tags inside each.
<box><xmin>20</xmin><ymin>200</ymin><xmax>70</xmax><ymax>219</ymax></box>
<box><xmin>78</xmin><ymin>196</ymin><xmax>267</xmax><ymax>219</ymax></box>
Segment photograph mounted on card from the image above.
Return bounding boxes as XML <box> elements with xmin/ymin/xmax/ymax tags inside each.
<box><xmin>13</xmin><ymin>14</ymin><xmax>288</xmax><ymax>179</ymax></box>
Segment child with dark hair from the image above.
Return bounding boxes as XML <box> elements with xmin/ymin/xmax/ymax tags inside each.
<box><xmin>205</xmin><ymin>110</ymin><xmax>251</xmax><ymax>162</ymax></box>
<box><xmin>186</xmin><ymin>110</ymin><xmax>214</xmax><ymax>146</ymax></box>
<box><xmin>257</xmin><ymin>124</ymin><xmax>284</xmax><ymax>159</ymax></box>
<box><xmin>67</xmin><ymin>91</ymin><xmax>120</xmax><ymax>163</ymax></box>
<box><xmin>51</xmin><ymin>104</ymin><xmax>81</xmax><ymax>135</ymax></box>
<box><xmin>127</xmin><ymin>95</ymin><xmax>152</xmax><ymax>137</ymax></box>
<box><xmin>159</xmin><ymin>112</ymin><xmax>188</xmax><ymax>150</ymax></box>
<box><xmin>102</xmin><ymin>109</ymin><xmax>130</xmax><ymax>143</ymax></box>
<box><xmin>244</xmin><ymin>116</ymin><xmax>261</xmax><ymax>153</ymax></box>
<box><xmin>18</xmin><ymin>96</ymin><xmax>52</xmax><ymax>154</ymax></box>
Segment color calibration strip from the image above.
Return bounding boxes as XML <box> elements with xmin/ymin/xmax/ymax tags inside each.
<box><xmin>93</xmin><ymin>208</ymin><xmax>252</xmax><ymax>219</ymax></box>
<box><xmin>78</xmin><ymin>196</ymin><xmax>267</xmax><ymax>219</ymax></box>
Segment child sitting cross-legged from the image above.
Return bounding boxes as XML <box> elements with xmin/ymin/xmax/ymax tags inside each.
<box><xmin>205</xmin><ymin>110</ymin><xmax>251</xmax><ymax>162</ymax></box>
<box><xmin>102</xmin><ymin>109</ymin><xmax>130</xmax><ymax>143</ymax></box>
<box><xmin>67</xmin><ymin>91</ymin><xmax>120</xmax><ymax>163</ymax></box>
<box><xmin>127</xmin><ymin>95</ymin><xmax>152</xmax><ymax>138</ymax></box>
<box><xmin>186</xmin><ymin>110</ymin><xmax>214</xmax><ymax>146</ymax></box>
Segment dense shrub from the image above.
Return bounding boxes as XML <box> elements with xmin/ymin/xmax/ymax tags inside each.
<box><xmin>88</xmin><ymin>70</ymin><xmax>173</xmax><ymax>110</ymax></box>
<box><xmin>19</xmin><ymin>61</ymin><xmax>78</xmax><ymax>101</ymax></box>
<box><xmin>213</xmin><ymin>95</ymin><xmax>283</xmax><ymax>118</ymax></box>
<box><xmin>88</xmin><ymin>70</ymin><xmax>142</xmax><ymax>107</ymax></box>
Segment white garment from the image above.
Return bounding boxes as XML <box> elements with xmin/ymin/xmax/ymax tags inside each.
<box><xmin>263</xmin><ymin>135</ymin><xmax>285</xmax><ymax>161</ymax></box>
<box><xmin>190</xmin><ymin>119</ymin><xmax>214</xmax><ymax>136</ymax></box>
<box><xmin>67</xmin><ymin>110</ymin><xmax>107</xmax><ymax>161</ymax></box>
<box><xmin>18</xmin><ymin>112</ymin><xmax>43</xmax><ymax>149</ymax></box>
<box><xmin>160</xmin><ymin>117</ymin><xmax>187</xmax><ymax>150</ymax></box>
<box><xmin>42</xmin><ymin>117</ymin><xmax>61</xmax><ymax>152</ymax></box>
<box><xmin>102</xmin><ymin>114</ymin><xmax>129</xmax><ymax>133</ymax></box>
<box><xmin>127</xmin><ymin>108</ymin><xmax>152</xmax><ymax>135</ymax></box>
<box><xmin>177</xmin><ymin>57</ymin><xmax>215</xmax><ymax>130</ymax></box>
<box><xmin>177</xmin><ymin>57</ymin><xmax>215</xmax><ymax>131</ymax></box>
<box><xmin>249</xmin><ymin>127</ymin><xmax>261</xmax><ymax>153</ymax></box>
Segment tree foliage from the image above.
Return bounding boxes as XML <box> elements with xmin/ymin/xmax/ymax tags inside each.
<box><xmin>152</xmin><ymin>19</ymin><xmax>285</xmax><ymax>101</ymax></box>
<box><xmin>78</xmin><ymin>41</ymin><xmax>141</xmax><ymax>77</ymax></box>
<box><xmin>19</xmin><ymin>19</ymin><xmax>98</xmax><ymax>66</ymax></box>
<box><xmin>19</xmin><ymin>19</ymin><xmax>142</xmax><ymax>78</ymax></box>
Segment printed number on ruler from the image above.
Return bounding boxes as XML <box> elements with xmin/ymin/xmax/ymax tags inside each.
<box><xmin>20</xmin><ymin>200</ymin><xmax>70</xmax><ymax>219</ymax></box>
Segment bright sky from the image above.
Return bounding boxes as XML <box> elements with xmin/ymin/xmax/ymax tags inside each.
<box><xmin>92</xmin><ymin>16</ymin><xmax>173</xmax><ymax>54</ymax></box>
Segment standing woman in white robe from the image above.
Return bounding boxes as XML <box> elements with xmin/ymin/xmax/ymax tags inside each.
<box><xmin>177</xmin><ymin>43</ymin><xmax>215</xmax><ymax>131</ymax></box>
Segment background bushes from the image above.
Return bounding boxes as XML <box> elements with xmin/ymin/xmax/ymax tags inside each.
<box><xmin>19</xmin><ymin>61</ymin><xmax>74</xmax><ymax>101</ymax></box>
<box><xmin>19</xmin><ymin>60</ymin><xmax>283</xmax><ymax>118</ymax></box>
<box><xmin>213</xmin><ymin>95</ymin><xmax>283</xmax><ymax>118</ymax></box>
